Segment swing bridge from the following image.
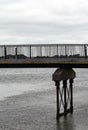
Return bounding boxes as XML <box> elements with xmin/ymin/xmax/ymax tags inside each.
<box><xmin>0</xmin><ymin>43</ymin><xmax>88</xmax><ymax>119</ymax></box>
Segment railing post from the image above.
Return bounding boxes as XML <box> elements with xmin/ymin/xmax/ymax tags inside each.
<box><xmin>57</xmin><ymin>44</ymin><xmax>58</xmax><ymax>56</ymax></box>
<box><xmin>40</xmin><ymin>46</ymin><xmax>42</xmax><ymax>57</ymax></box>
<box><xmin>65</xmin><ymin>45</ymin><xmax>67</xmax><ymax>56</ymax></box>
<box><xmin>84</xmin><ymin>45</ymin><xmax>87</xmax><ymax>57</ymax></box>
<box><xmin>4</xmin><ymin>46</ymin><xmax>7</xmax><ymax>59</ymax></box>
<box><xmin>15</xmin><ymin>47</ymin><xmax>17</xmax><ymax>58</ymax></box>
<box><xmin>30</xmin><ymin>45</ymin><xmax>31</xmax><ymax>58</ymax></box>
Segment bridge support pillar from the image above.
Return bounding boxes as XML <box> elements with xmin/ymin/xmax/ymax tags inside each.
<box><xmin>52</xmin><ymin>69</ymin><xmax>76</xmax><ymax>119</ymax></box>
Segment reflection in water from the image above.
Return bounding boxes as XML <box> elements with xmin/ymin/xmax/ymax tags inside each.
<box><xmin>56</xmin><ymin>115</ymin><xmax>75</xmax><ymax>130</ymax></box>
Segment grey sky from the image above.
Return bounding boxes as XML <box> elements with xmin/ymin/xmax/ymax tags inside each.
<box><xmin>0</xmin><ymin>0</ymin><xmax>88</xmax><ymax>44</ymax></box>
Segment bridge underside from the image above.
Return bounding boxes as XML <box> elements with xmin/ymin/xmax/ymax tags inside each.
<box><xmin>0</xmin><ymin>58</ymin><xmax>88</xmax><ymax>68</ymax></box>
<box><xmin>0</xmin><ymin>63</ymin><xmax>88</xmax><ymax>68</ymax></box>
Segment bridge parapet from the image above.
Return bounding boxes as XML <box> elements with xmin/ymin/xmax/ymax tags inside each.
<box><xmin>0</xmin><ymin>44</ymin><xmax>87</xmax><ymax>58</ymax></box>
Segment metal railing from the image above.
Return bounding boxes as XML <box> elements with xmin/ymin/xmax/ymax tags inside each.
<box><xmin>0</xmin><ymin>44</ymin><xmax>87</xmax><ymax>58</ymax></box>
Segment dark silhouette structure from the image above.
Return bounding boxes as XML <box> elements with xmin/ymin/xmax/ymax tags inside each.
<box><xmin>53</xmin><ymin>69</ymin><xmax>76</xmax><ymax>119</ymax></box>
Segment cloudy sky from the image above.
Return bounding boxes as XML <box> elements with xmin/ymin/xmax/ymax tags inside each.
<box><xmin>0</xmin><ymin>0</ymin><xmax>88</xmax><ymax>44</ymax></box>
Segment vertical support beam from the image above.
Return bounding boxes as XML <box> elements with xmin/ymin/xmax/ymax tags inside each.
<box><xmin>63</xmin><ymin>80</ymin><xmax>67</xmax><ymax>116</ymax></box>
<box><xmin>70</xmin><ymin>79</ymin><xmax>73</xmax><ymax>113</ymax></box>
<box><xmin>55</xmin><ymin>81</ymin><xmax>60</xmax><ymax>119</ymax></box>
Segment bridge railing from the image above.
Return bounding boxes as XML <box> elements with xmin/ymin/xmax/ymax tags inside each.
<box><xmin>0</xmin><ymin>44</ymin><xmax>87</xmax><ymax>58</ymax></box>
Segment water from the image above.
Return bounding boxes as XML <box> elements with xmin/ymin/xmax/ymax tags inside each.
<box><xmin>0</xmin><ymin>68</ymin><xmax>55</xmax><ymax>100</ymax></box>
<box><xmin>0</xmin><ymin>68</ymin><xmax>87</xmax><ymax>129</ymax></box>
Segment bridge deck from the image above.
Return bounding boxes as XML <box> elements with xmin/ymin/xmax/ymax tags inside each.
<box><xmin>0</xmin><ymin>57</ymin><xmax>88</xmax><ymax>68</ymax></box>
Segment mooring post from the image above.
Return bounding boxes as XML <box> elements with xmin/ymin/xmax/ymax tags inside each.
<box><xmin>70</xmin><ymin>79</ymin><xmax>73</xmax><ymax>113</ymax></box>
<box><xmin>63</xmin><ymin>80</ymin><xmax>67</xmax><ymax>116</ymax></box>
<box><xmin>55</xmin><ymin>81</ymin><xmax>60</xmax><ymax>119</ymax></box>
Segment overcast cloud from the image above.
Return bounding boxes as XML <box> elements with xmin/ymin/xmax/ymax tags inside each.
<box><xmin>0</xmin><ymin>0</ymin><xmax>88</xmax><ymax>44</ymax></box>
